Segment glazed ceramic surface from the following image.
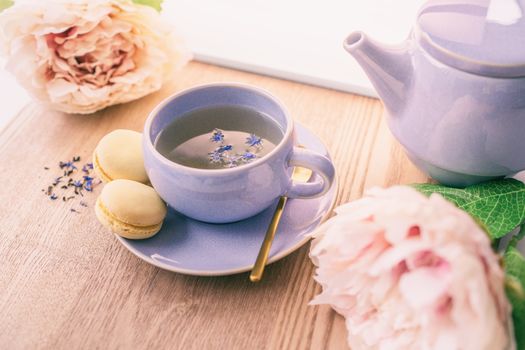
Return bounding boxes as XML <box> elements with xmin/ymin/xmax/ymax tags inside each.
<box><xmin>117</xmin><ymin>124</ymin><xmax>337</xmax><ymax>276</ymax></box>
<box><xmin>345</xmin><ymin>0</ymin><xmax>525</xmax><ymax>187</ymax></box>
<box><xmin>143</xmin><ymin>83</ymin><xmax>335</xmax><ymax>223</ymax></box>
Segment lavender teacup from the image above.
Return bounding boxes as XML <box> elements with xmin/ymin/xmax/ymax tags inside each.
<box><xmin>143</xmin><ymin>83</ymin><xmax>335</xmax><ymax>223</ymax></box>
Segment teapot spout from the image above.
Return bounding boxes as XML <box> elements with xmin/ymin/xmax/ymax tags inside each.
<box><xmin>344</xmin><ymin>32</ymin><xmax>412</xmax><ymax>114</ymax></box>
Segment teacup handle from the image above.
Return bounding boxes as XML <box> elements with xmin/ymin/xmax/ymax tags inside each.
<box><xmin>286</xmin><ymin>147</ymin><xmax>335</xmax><ymax>199</ymax></box>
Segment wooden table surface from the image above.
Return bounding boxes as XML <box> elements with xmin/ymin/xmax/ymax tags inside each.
<box><xmin>0</xmin><ymin>62</ymin><xmax>428</xmax><ymax>350</ymax></box>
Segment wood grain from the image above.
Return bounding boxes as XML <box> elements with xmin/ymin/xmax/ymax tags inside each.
<box><xmin>0</xmin><ymin>62</ymin><xmax>429</xmax><ymax>350</ymax></box>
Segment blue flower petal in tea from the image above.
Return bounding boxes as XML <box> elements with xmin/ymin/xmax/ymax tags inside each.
<box><xmin>246</xmin><ymin>134</ymin><xmax>263</xmax><ymax>148</ymax></box>
<box><xmin>210</xmin><ymin>128</ymin><xmax>225</xmax><ymax>143</ymax></box>
<box><xmin>208</xmin><ymin>150</ymin><xmax>224</xmax><ymax>164</ymax></box>
<box><xmin>205</xmin><ymin>129</ymin><xmax>266</xmax><ymax>168</ymax></box>
<box><xmin>218</xmin><ymin>144</ymin><xmax>233</xmax><ymax>153</ymax></box>
<box><xmin>208</xmin><ymin>144</ymin><xmax>234</xmax><ymax>166</ymax></box>
<box><xmin>241</xmin><ymin>151</ymin><xmax>257</xmax><ymax>162</ymax></box>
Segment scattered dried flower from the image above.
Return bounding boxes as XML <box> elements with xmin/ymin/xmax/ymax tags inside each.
<box><xmin>42</xmin><ymin>156</ymin><xmax>99</xmax><ymax>214</ymax></box>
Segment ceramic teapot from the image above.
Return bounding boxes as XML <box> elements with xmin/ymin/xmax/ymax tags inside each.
<box><xmin>344</xmin><ymin>0</ymin><xmax>525</xmax><ymax>187</ymax></box>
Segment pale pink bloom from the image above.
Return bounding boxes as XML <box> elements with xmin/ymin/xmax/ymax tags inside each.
<box><xmin>0</xmin><ymin>0</ymin><xmax>191</xmax><ymax>114</ymax></box>
<box><xmin>310</xmin><ymin>186</ymin><xmax>514</xmax><ymax>350</ymax></box>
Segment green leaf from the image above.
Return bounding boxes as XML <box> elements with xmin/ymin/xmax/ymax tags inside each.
<box><xmin>504</xmin><ymin>229</ymin><xmax>525</xmax><ymax>350</ymax></box>
<box><xmin>132</xmin><ymin>0</ymin><xmax>163</xmax><ymax>11</ymax></box>
<box><xmin>412</xmin><ymin>179</ymin><xmax>525</xmax><ymax>239</ymax></box>
<box><xmin>0</xmin><ymin>0</ymin><xmax>14</xmax><ymax>13</ymax></box>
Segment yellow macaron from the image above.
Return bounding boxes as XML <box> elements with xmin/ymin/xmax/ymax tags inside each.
<box><xmin>95</xmin><ymin>179</ymin><xmax>167</xmax><ymax>239</ymax></box>
<box><xmin>93</xmin><ymin>129</ymin><xmax>149</xmax><ymax>184</ymax></box>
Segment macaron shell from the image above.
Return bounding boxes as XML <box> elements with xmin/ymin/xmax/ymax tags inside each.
<box><xmin>99</xmin><ymin>179</ymin><xmax>167</xmax><ymax>227</ymax></box>
<box><xmin>93</xmin><ymin>152</ymin><xmax>112</xmax><ymax>183</ymax></box>
<box><xmin>94</xmin><ymin>129</ymin><xmax>148</xmax><ymax>184</ymax></box>
<box><xmin>95</xmin><ymin>198</ymin><xmax>162</xmax><ymax>239</ymax></box>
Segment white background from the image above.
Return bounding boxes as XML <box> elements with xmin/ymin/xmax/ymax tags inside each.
<box><xmin>0</xmin><ymin>0</ymin><xmax>426</xmax><ymax>128</ymax></box>
<box><xmin>164</xmin><ymin>0</ymin><xmax>425</xmax><ymax>96</ymax></box>
<box><xmin>0</xmin><ymin>58</ymin><xmax>30</xmax><ymax>128</ymax></box>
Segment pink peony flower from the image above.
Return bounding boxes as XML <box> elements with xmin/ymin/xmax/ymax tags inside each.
<box><xmin>0</xmin><ymin>0</ymin><xmax>191</xmax><ymax>114</ymax></box>
<box><xmin>310</xmin><ymin>186</ymin><xmax>514</xmax><ymax>350</ymax></box>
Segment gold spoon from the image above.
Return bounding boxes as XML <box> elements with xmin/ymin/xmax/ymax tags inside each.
<box><xmin>250</xmin><ymin>165</ymin><xmax>313</xmax><ymax>282</ymax></box>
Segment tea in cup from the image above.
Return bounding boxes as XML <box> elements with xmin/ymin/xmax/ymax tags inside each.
<box><xmin>143</xmin><ymin>83</ymin><xmax>335</xmax><ymax>223</ymax></box>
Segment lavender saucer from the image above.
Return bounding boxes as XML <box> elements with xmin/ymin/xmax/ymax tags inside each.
<box><xmin>115</xmin><ymin>124</ymin><xmax>337</xmax><ymax>276</ymax></box>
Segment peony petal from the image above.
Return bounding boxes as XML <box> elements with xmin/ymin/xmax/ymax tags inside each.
<box><xmin>0</xmin><ymin>0</ymin><xmax>191</xmax><ymax>114</ymax></box>
<box><xmin>308</xmin><ymin>186</ymin><xmax>512</xmax><ymax>350</ymax></box>
<box><xmin>399</xmin><ymin>267</ymin><xmax>451</xmax><ymax>309</ymax></box>
<box><xmin>368</xmin><ymin>240</ymin><xmax>429</xmax><ymax>276</ymax></box>
<box><xmin>46</xmin><ymin>78</ymin><xmax>78</xmax><ymax>98</ymax></box>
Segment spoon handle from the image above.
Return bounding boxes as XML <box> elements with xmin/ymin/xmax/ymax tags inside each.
<box><xmin>250</xmin><ymin>196</ymin><xmax>288</xmax><ymax>282</ymax></box>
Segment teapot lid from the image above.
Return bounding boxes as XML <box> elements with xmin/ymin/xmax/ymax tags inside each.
<box><xmin>416</xmin><ymin>0</ymin><xmax>525</xmax><ymax>77</ymax></box>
